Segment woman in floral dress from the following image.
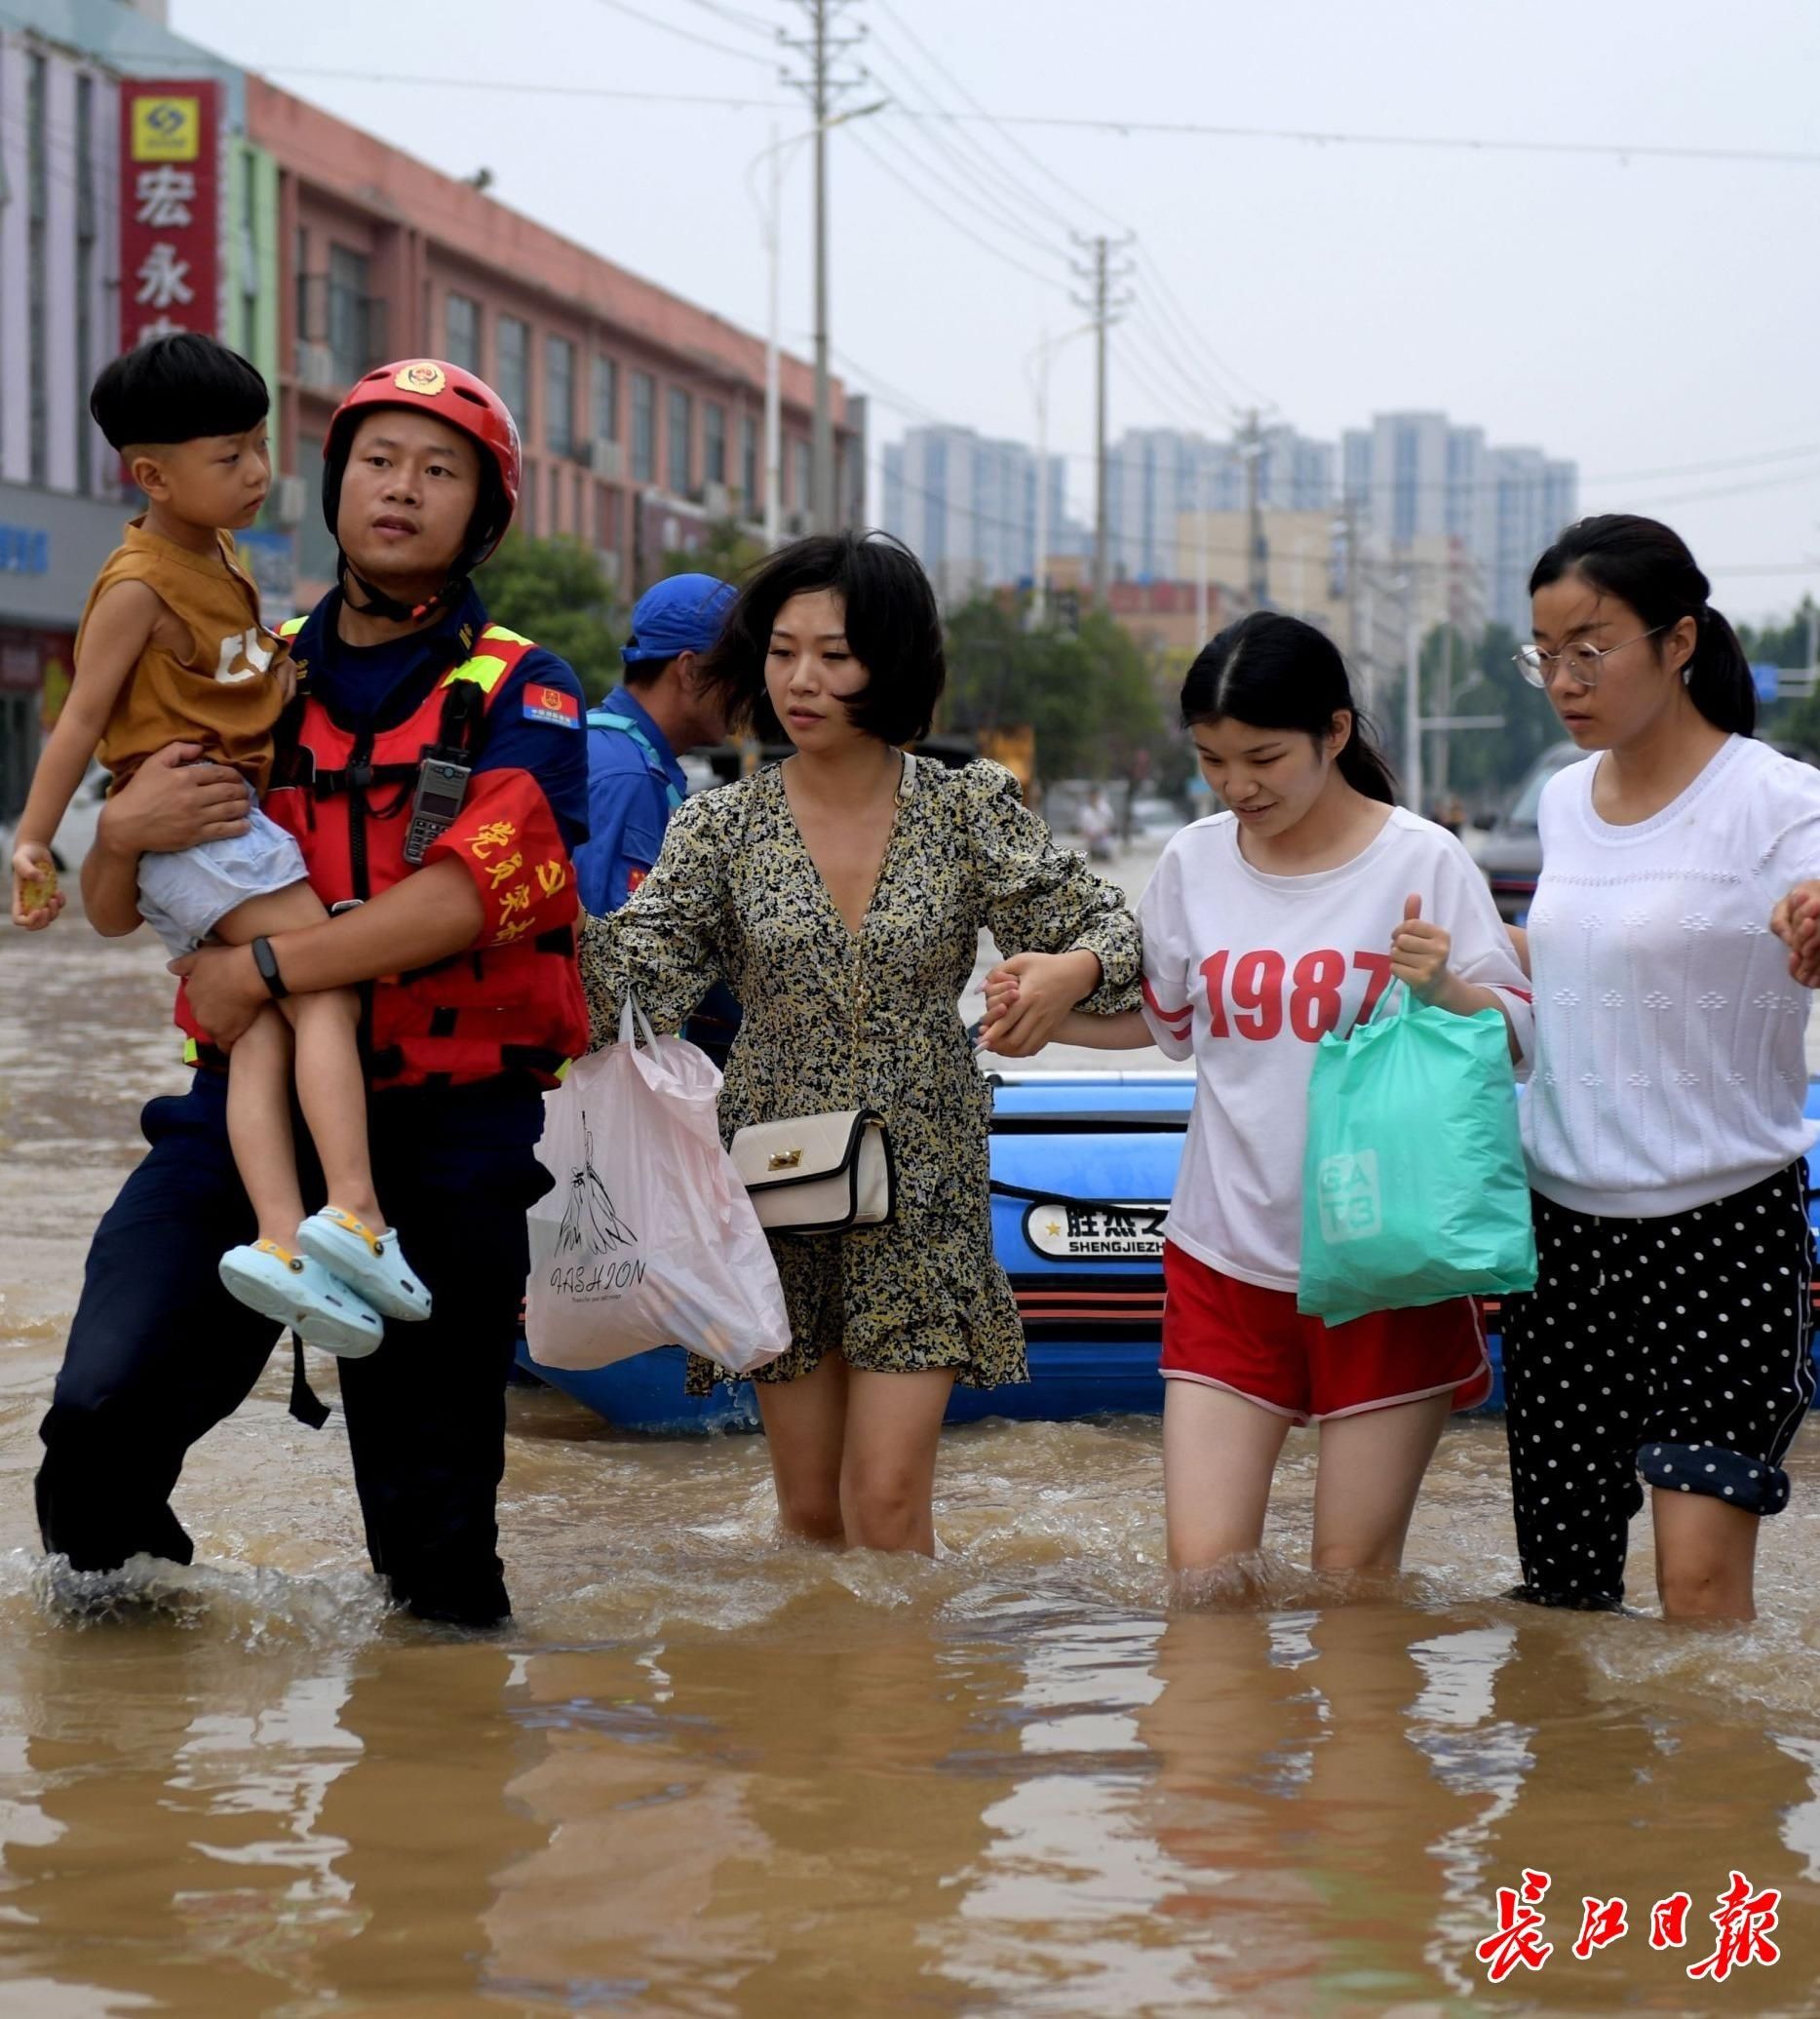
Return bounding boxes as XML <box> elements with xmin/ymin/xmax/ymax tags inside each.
<box><xmin>579</xmin><ymin>532</ymin><xmax>1140</xmax><ymax>1554</ymax></box>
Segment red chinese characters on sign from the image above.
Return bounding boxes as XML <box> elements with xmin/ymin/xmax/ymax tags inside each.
<box><xmin>118</xmin><ymin>81</ymin><xmax>219</xmax><ymax>350</ymax></box>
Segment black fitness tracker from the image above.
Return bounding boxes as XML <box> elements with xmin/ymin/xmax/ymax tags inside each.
<box><xmin>251</xmin><ymin>936</ymin><xmax>289</xmax><ymax>1001</ymax></box>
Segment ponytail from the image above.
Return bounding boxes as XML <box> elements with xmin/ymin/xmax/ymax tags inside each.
<box><xmin>1182</xmin><ymin>610</ymin><xmax>1399</xmax><ymax>805</ymax></box>
<box><xmin>1530</xmin><ymin>514</ymin><xmax>1754</xmax><ymax>736</ymax></box>
<box><xmin>1687</xmin><ymin>603</ymin><xmax>1756</xmax><ymax>736</ymax></box>
<box><xmin>1335</xmin><ymin>708</ymin><xmax>1399</xmax><ymax>805</ymax></box>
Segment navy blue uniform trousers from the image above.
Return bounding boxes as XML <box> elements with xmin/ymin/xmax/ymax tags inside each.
<box><xmin>35</xmin><ymin>1068</ymin><xmax>552</xmax><ymax>1626</ymax></box>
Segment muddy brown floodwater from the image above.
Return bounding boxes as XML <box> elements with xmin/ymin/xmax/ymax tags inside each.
<box><xmin>3</xmin><ymin>906</ymin><xmax>1820</xmax><ymax>2018</ymax></box>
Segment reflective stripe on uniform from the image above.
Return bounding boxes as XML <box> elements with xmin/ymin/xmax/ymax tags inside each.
<box><xmin>442</xmin><ymin>653</ymin><xmax>511</xmax><ymax>693</ymax></box>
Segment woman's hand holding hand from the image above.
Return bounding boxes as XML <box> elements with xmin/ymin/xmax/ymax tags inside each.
<box><xmin>976</xmin><ymin>948</ymin><xmax>1103</xmax><ymax>1058</ymax></box>
<box><xmin>1770</xmin><ymin>880</ymin><xmax>1820</xmax><ymax>988</ymax></box>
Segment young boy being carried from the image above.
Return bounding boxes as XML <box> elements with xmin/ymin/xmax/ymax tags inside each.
<box><xmin>9</xmin><ymin>333</ymin><xmax>429</xmax><ymax>1354</ymax></box>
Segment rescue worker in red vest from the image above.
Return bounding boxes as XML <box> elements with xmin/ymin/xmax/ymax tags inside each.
<box><xmin>35</xmin><ymin>359</ymin><xmax>590</xmax><ymax>1628</ymax></box>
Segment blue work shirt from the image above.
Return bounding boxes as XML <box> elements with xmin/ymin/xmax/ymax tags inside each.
<box><xmin>573</xmin><ymin>684</ymin><xmax>683</xmax><ymax>914</ymax></box>
<box><xmin>573</xmin><ymin>683</ymin><xmax>741</xmax><ymax>1064</ymax></box>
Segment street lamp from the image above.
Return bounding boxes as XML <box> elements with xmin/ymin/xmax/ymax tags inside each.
<box><xmin>1024</xmin><ymin>323</ymin><xmax>1094</xmax><ymax>626</ymax></box>
<box><xmin>746</xmin><ymin>100</ymin><xmax>885</xmax><ymax>549</ymax></box>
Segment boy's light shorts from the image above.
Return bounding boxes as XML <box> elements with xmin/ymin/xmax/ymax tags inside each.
<box><xmin>136</xmin><ymin>806</ymin><xmax>309</xmax><ymax>956</ymax></box>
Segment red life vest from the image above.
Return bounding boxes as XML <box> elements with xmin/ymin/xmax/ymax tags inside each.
<box><xmin>175</xmin><ymin>620</ymin><xmax>589</xmax><ymax>1092</ymax></box>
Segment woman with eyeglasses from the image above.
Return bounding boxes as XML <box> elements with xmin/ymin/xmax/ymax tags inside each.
<box><xmin>1499</xmin><ymin>513</ymin><xmax>1820</xmax><ymax>1622</ymax></box>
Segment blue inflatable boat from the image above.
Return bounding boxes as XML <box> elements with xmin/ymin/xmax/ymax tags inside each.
<box><xmin>517</xmin><ymin>1070</ymin><xmax>1820</xmax><ymax>1433</ymax></box>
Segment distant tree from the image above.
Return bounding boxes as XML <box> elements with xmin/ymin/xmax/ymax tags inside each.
<box><xmin>943</xmin><ymin>597</ymin><xmax>1166</xmax><ymax>787</ymax></box>
<box><xmin>1414</xmin><ymin>622</ymin><xmax>1563</xmax><ymax>819</ymax></box>
<box><xmin>477</xmin><ymin>533</ymin><xmax>624</xmax><ymax>705</ymax></box>
<box><xmin>1739</xmin><ymin>597</ymin><xmax>1817</xmax><ymax>669</ymax></box>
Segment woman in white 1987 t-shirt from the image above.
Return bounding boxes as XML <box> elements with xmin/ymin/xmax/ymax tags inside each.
<box><xmin>982</xmin><ymin>613</ymin><xmax>1533</xmax><ymax>1585</ymax></box>
<box><xmin>1500</xmin><ymin>514</ymin><xmax>1820</xmax><ymax>1622</ymax></box>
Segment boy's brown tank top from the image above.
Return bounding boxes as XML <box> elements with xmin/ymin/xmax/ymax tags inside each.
<box><xmin>86</xmin><ymin>518</ymin><xmax>287</xmax><ymax>794</ymax></box>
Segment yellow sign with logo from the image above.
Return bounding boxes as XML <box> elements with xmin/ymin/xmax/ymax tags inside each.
<box><xmin>131</xmin><ymin>95</ymin><xmax>201</xmax><ymax>163</ymax></box>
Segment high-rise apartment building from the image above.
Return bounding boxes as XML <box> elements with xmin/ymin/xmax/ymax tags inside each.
<box><xmin>1104</xmin><ymin>425</ymin><xmax>1336</xmax><ymax>581</ymax></box>
<box><xmin>880</xmin><ymin>424</ymin><xmax>1071</xmax><ymax>605</ymax></box>
<box><xmin>1342</xmin><ymin>410</ymin><xmax>1576</xmax><ymax>635</ymax></box>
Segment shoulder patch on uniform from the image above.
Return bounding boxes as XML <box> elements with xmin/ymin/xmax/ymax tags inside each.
<box><xmin>523</xmin><ymin>681</ymin><xmax>581</xmax><ymax>728</ymax></box>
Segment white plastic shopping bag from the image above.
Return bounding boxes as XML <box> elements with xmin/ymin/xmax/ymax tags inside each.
<box><xmin>523</xmin><ymin>998</ymin><xmax>791</xmax><ymax>1375</ymax></box>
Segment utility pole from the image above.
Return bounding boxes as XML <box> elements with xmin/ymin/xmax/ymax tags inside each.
<box><xmin>1403</xmin><ymin>580</ymin><xmax>1422</xmax><ymax>817</ymax></box>
<box><xmin>783</xmin><ymin>1</ymin><xmax>865</xmax><ymax>533</ymax></box>
<box><xmin>1071</xmin><ymin>233</ymin><xmax>1132</xmax><ymax>608</ymax></box>
<box><xmin>1244</xmin><ymin>408</ymin><xmax>1268</xmax><ymax>609</ymax></box>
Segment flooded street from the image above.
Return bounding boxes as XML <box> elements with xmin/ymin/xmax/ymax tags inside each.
<box><xmin>4</xmin><ymin>903</ymin><xmax>1820</xmax><ymax>2017</ymax></box>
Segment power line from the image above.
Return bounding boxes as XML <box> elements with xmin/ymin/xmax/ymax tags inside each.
<box><xmin>675</xmin><ymin>0</ymin><xmax>782</xmax><ymax>34</ymax></box>
<box><xmin>1133</xmin><ymin>248</ymin><xmax>1275</xmax><ymax>413</ymax></box>
<box><xmin>234</xmin><ymin>55</ymin><xmax>1820</xmax><ymax>172</ymax></box>
<box><xmin>855</xmin><ymin>101</ymin><xmax>1073</xmax><ymax>265</ymax></box>
<box><xmin>860</xmin><ymin>32</ymin><xmax>1080</xmax><ymax>251</ymax></box>
<box><xmin>1586</xmin><ymin>442</ymin><xmax>1820</xmax><ymax>483</ymax></box>
<box><xmin>586</xmin><ymin>0</ymin><xmax>780</xmax><ymax>69</ymax></box>
<box><xmin>894</xmin><ymin>105</ymin><xmax>1820</xmax><ymax>171</ymax></box>
<box><xmin>867</xmin><ymin>1</ymin><xmax>1090</xmax><ymax>235</ymax></box>
<box><xmin>846</xmin><ymin>128</ymin><xmax>1072</xmax><ymax>294</ymax></box>
<box><xmin>1122</xmin><ymin>309</ymin><xmax>1244</xmax><ymax>426</ymax></box>
<box><xmin>265</xmin><ymin>64</ymin><xmax>786</xmax><ymax>109</ymax></box>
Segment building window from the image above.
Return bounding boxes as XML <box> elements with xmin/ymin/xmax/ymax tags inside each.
<box><xmin>667</xmin><ymin>388</ymin><xmax>693</xmax><ymax>495</ymax></box>
<box><xmin>523</xmin><ymin>458</ymin><xmax>538</xmax><ymax>536</ymax></box>
<box><xmin>704</xmin><ymin>402</ymin><xmax>727</xmax><ymax>489</ymax></box>
<box><xmin>550</xmin><ymin>461</ymin><xmax>562</xmax><ymax>533</ymax></box>
<box><xmin>293</xmin><ymin>226</ymin><xmax>311</xmax><ymax>369</ymax></box>
<box><xmin>630</xmin><ymin>371</ymin><xmax>655</xmax><ymax>483</ymax></box>
<box><xmin>446</xmin><ymin>292</ymin><xmax>481</xmax><ymax>372</ymax></box>
<box><xmin>327</xmin><ymin>245</ymin><xmax>373</xmax><ymax>384</ymax></box>
<box><xmin>592</xmin><ymin>355</ymin><xmax>618</xmax><ymax>445</ymax></box>
<box><xmin>741</xmin><ymin>413</ymin><xmax>758</xmax><ymax>508</ymax></box>
<box><xmin>75</xmin><ymin>73</ymin><xmax>96</xmax><ymax>491</ymax></box>
<box><xmin>298</xmin><ymin>434</ymin><xmax>336</xmax><ymax>581</ymax></box>
<box><xmin>793</xmin><ymin>439</ymin><xmax>811</xmax><ymax>514</ymax></box>
<box><xmin>545</xmin><ymin>335</ymin><xmax>575</xmax><ymax>457</ymax></box>
<box><xmin>494</xmin><ymin>316</ymin><xmax>529</xmax><ymax>431</ymax></box>
<box><xmin>26</xmin><ymin>54</ymin><xmax>48</xmax><ymax>484</ymax></box>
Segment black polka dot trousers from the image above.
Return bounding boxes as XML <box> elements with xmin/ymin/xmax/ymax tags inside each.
<box><xmin>1499</xmin><ymin>1158</ymin><xmax>1816</xmax><ymax>1610</ymax></box>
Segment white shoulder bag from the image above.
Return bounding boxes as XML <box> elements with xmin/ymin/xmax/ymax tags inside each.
<box><xmin>727</xmin><ymin>758</ymin><xmax>909</xmax><ymax>1235</ymax></box>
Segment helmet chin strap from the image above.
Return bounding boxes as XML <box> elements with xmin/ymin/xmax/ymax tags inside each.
<box><xmin>336</xmin><ymin>549</ymin><xmax>468</xmax><ymax>626</ymax></box>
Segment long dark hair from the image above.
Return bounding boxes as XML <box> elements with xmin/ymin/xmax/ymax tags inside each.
<box><xmin>699</xmin><ymin>530</ymin><xmax>946</xmax><ymax>745</ymax></box>
<box><xmin>1528</xmin><ymin>514</ymin><xmax>1755</xmax><ymax>736</ymax></box>
<box><xmin>1181</xmin><ymin>611</ymin><xmax>1398</xmax><ymax>805</ymax></box>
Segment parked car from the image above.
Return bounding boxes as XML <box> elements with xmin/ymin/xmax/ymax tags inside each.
<box><xmin>1477</xmin><ymin>743</ymin><xmax>1586</xmax><ymax>923</ymax></box>
<box><xmin>1477</xmin><ymin>735</ymin><xmax>1820</xmax><ymax>924</ymax></box>
<box><xmin>0</xmin><ymin>762</ymin><xmax>106</xmax><ymax>880</ymax></box>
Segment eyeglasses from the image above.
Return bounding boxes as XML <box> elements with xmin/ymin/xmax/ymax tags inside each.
<box><xmin>1513</xmin><ymin>627</ymin><xmax>1667</xmax><ymax>690</ymax></box>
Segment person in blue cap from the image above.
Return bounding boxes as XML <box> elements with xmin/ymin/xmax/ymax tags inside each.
<box><xmin>575</xmin><ymin>570</ymin><xmax>740</xmax><ymax>1060</ymax></box>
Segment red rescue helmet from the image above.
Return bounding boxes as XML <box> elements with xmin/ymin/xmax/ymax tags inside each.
<box><xmin>322</xmin><ymin>359</ymin><xmax>522</xmax><ymax>619</ymax></box>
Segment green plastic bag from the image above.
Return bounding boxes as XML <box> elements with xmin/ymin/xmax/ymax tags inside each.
<box><xmin>1297</xmin><ymin>984</ymin><xmax>1535</xmax><ymax>1328</ymax></box>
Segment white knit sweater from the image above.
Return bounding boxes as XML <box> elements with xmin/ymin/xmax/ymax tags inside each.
<box><xmin>1523</xmin><ymin>735</ymin><xmax>1820</xmax><ymax>1216</ymax></box>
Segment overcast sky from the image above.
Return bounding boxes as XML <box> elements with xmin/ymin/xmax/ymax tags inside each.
<box><xmin>173</xmin><ymin>0</ymin><xmax>1820</xmax><ymax>624</ymax></box>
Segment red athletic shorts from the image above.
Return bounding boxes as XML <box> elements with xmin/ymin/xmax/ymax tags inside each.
<box><xmin>1160</xmin><ymin>1242</ymin><xmax>1491</xmax><ymax>1425</ymax></box>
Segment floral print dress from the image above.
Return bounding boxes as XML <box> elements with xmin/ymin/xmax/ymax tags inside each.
<box><xmin>578</xmin><ymin>756</ymin><xmax>1141</xmax><ymax>1393</ymax></box>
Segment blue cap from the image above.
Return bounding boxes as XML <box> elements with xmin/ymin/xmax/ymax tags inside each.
<box><xmin>621</xmin><ymin>572</ymin><xmax>737</xmax><ymax>667</ymax></box>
